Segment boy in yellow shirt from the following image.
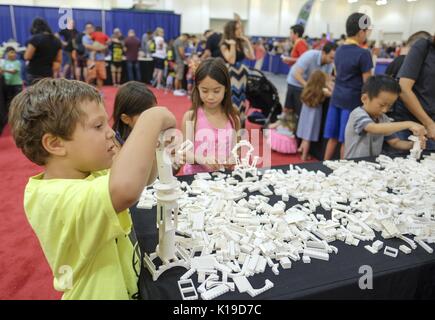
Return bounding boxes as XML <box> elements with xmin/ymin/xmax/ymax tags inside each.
<box><xmin>8</xmin><ymin>78</ymin><xmax>176</xmax><ymax>300</ymax></box>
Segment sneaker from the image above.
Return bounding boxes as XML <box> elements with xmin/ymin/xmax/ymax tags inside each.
<box><xmin>174</xmin><ymin>90</ymin><xmax>186</xmax><ymax>97</ymax></box>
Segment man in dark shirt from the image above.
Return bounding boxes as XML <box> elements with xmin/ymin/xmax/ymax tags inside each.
<box><xmin>202</xmin><ymin>30</ymin><xmax>222</xmax><ymax>59</ymax></box>
<box><xmin>124</xmin><ymin>29</ymin><xmax>141</xmax><ymax>81</ymax></box>
<box><xmin>59</xmin><ymin>19</ymin><xmax>79</xmax><ymax>79</ymax></box>
<box><xmin>385</xmin><ymin>31</ymin><xmax>431</xmax><ymax>79</ymax></box>
<box><xmin>397</xmin><ymin>34</ymin><xmax>435</xmax><ymax>150</ymax></box>
<box><xmin>385</xmin><ymin>31</ymin><xmax>431</xmax><ymax>123</ymax></box>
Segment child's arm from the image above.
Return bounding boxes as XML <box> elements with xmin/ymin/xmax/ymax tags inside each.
<box><xmin>365</xmin><ymin>121</ymin><xmax>426</xmax><ymax>137</ymax></box>
<box><xmin>109</xmin><ymin>107</ymin><xmax>176</xmax><ymax>213</ymax></box>
<box><xmin>386</xmin><ymin>138</ymin><xmax>413</xmax><ymax>151</ymax></box>
<box><xmin>387</xmin><ymin>136</ymin><xmax>426</xmax><ymax>151</ymax></box>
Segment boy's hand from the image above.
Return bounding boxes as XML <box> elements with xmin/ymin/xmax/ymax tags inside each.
<box><xmin>408</xmin><ymin>122</ymin><xmax>427</xmax><ymax>137</ymax></box>
<box><xmin>419</xmin><ymin>135</ymin><xmax>427</xmax><ymax>150</ymax></box>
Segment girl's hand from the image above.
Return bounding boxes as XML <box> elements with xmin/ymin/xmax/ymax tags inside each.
<box><xmin>202</xmin><ymin>156</ymin><xmax>224</xmax><ymax>172</ymax></box>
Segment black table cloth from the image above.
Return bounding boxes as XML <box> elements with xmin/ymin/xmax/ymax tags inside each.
<box><xmin>131</xmin><ymin>159</ymin><xmax>435</xmax><ymax>300</ymax></box>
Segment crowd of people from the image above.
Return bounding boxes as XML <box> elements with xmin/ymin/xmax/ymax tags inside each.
<box><xmin>1</xmin><ymin>14</ymin><xmax>435</xmax><ymax>159</ymax></box>
<box><xmin>1</xmin><ymin>10</ymin><xmax>434</xmax><ymax>300</ymax></box>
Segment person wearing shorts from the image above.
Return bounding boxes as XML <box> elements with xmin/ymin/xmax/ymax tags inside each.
<box><xmin>82</xmin><ymin>23</ymin><xmax>107</xmax><ymax>91</ymax></box>
<box><xmin>323</xmin><ymin>13</ymin><xmax>373</xmax><ymax>160</ymax></box>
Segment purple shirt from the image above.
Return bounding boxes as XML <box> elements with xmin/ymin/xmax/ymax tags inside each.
<box><xmin>124</xmin><ymin>36</ymin><xmax>141</xmax><ymax>61</ymax></box>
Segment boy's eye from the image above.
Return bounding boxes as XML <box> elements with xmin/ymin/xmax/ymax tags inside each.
<box><xmin>95</xmin><ymin>124</ymin><xmax>103</xmax><ymax>129</ymax></box>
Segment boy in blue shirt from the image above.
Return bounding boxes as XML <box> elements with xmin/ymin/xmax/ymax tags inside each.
<box><xmin>324</xmin><ymin>12</ymin><xmax>374</xmax><ymax>160</ymax></box>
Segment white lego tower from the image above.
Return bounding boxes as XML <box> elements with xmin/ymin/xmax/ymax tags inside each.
<box><xmin>408</xmin><ymin>135</ymin><xmax>422</xmax><ymax>161</ymax></box>
<box><xmin>232</xmin><ymin>140</ymin><xmax>260</xmax><ymax>180</ymax></box>
<box><xmin>143</xmin><ymin>134</ymin><xmax>189</xmax><ymax>281</ymax></box>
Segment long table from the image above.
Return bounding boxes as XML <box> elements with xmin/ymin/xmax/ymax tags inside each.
<box><xmin>104</xmin><ymin>59</ymin><xmax>155</xmax><ymax>86</ymax></box>
<box><xmin>131</xmin><ymin>158</ymin><xmax>435</xmax><ymax>300</ymax></box>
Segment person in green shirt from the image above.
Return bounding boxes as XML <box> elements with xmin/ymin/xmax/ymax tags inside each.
<box><xmin>1</xmin><ymin>47</ymin><xmax>23</xmax><ymax>112</ymax></box>
<box><xmin>8</xmin><ymin>78</ymin><xmax>176</xmax><ymax>300</ymax></box>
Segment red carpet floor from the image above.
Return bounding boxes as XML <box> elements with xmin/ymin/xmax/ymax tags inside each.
<box><xmin>0</xmin><ymin>86</ymin><xmax>315</xmax><ymax>300</ymax></box>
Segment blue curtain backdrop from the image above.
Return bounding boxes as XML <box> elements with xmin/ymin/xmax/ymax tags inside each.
<box><xmin>0</xmin><ymin>5</ymin><xmax>180</xmax><ymax>45</ymax></box>
<box><xmin>107</xmin><ymin>9</ymin><xmax>181</xmax><ymax>41</ymax></box>
<box><xmin>0</xmin><ymin>5</ymin><xmax>13</xmax><ymax>42</ymax></box>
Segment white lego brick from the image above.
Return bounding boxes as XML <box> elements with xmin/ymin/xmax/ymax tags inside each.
<box><xmin>247</xmin><ymin>255</ymin><xmax>259</xmax><ymax>273</ymax></box>
<box><xmin>233</xmin><ymin>276</ymin><xmax>253</xmax><ymax>293</ymax></box>
<box><xmin>271</xmin><ymin>264</ymin><xmax>280</xmax><ymax>275</ymax></box>
<box><xmin>416</xmin><ymin>239</ymin><xmax>434</xmax><ymax>254</ymax></box>
<box><xmin>197</xmin><ymin>274</ymin><xmax>219</xmax><ymax>294</ymax></box>
<box><xmin>279</xmin><ymin>257</ymin><xmax>292</xmax><ymax>269</ymax></box>
<box><xmin>384</xmin><ymin>246</ymin><xmax>399</xmax><ymax>258</ymax></box>
<box><xmin>255</xmin><ymin>256</ymin><xmax>267</xmax><ymax>274</ymax></box>
<box><xmin>372</xmin><ymin>240</ymin><xmax>384</xmax><ymax>252</ymax></box>
<box><xmin>302</xmin><ymin>256</ymin><xmax>311</xmax><ymax>264</ymax></box>
<box><xmin>201</xmin><ymin>284</ymin><xmax>230</xmax><ymax>300</ymax></box>
<box><xmin>399</xmin><ymin>245</ymin><xmax>412</xmax><ymax>255</ymax></box>
<box><xmin>190</xmin><ymin>256</ymin><xmax>217</xmax><ymax>270</ymax></box>
<box><xmin>364</xmin><ymin>245</ymin><xmax>378</xmax><ymax>255</ymax></box>
<box><xmin>206</xmin><ymin>281</ymin><xmax>235</xmax><ymax>292</ymax></box>
<box><xmin>247</xmin><ymin>280</ymin><xmax>274</xmax><ymax>298</ymax></box>
<box><xmin>303</xmin><ymin>249</ymin><xmax>329</xmax><ymax>261</ymax></box>
<box><xmin>180</xmin><ymin>268</ymin><xmax>196</xmax><ymax>280</ymax></box>
<box><xmin>178</xmin><ymin>279</ymin><xmax>198</xmax><ymax>300</ymax></box>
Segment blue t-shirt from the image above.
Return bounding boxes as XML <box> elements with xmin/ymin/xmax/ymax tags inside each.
<box><xmin>331</xmin><ymin>44</ymin><xmax>373</xmax><ymax>110</ymax></box>
<box><xmin>287</xmin><ymin>50</ymin><xmax>334</xmax><ymax>88</ymax></box>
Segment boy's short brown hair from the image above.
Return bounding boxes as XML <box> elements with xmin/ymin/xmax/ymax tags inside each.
<box><xmin>9</xmin><ymin>78</ymin><xmax>102</xmax><ymax>166</ymax></box>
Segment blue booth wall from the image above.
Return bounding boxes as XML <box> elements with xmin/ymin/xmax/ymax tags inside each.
<box><xmin>0</xmin><ymin>5</ymin><xmax>181</xmax><ymax>45</ymax></box>
<box><xmin>243</xmin><ymin>54</ymin><xmax>389</xmax><ymax>76</ymax></box>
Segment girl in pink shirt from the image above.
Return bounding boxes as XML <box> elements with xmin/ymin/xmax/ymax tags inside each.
<box><xmin>182</xmin><ymin>58</ymin><xmax>241</xmax><ymax>175</ymax></box>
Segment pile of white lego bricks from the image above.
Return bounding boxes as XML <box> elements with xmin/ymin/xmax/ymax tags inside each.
<box><xmin>137</xmin><ymin>154</ymin><xmax>435</xmax><ymax>300</ymax></box>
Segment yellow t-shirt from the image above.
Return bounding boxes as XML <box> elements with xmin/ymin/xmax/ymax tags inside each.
<box><xmin>24</xmin><ymin>170</ymin><xmax>138</xmax><ymax>300</ymax></box>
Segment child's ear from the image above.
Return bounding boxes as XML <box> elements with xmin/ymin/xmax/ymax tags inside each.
<box><xmin>120</xmin><ymin>114</ymin><xmax>132</xmax><ymax>126</ymax></box>
<box><xmin>41</xmin><ymin>133</ymin><xmax>67</xmax><ymax>157</ymax></box>
<box><xmin>361</xmin><ymin>93</ymin><xmax>369</xmax><ymax>105</ymax></box>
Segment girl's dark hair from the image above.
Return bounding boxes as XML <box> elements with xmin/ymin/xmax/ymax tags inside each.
<box><xmin>112</xmin><ymin>81</ymin><xmax>157</xmax><ymax>140</ymax></box>
<box><xmin>190</xmin><ymin>58</ymin><xmax>240</xmax><ymax>132</ymax></box>
<box><xmin>301</xmin><ymin>70</ymin><xmax>328</xmax><ymax>108</ymax></box>
<box><xmin>30</xmin><ymin>17</ymin><xmax>53</xmax><ymax>36</ymax></box>
<box><xmin>433</xmin><ymin>33</ymin><xmax>435</xmax><ymax>47</ymax></box>
<box><xmin>221</xmin><ymin>20</ymin><xmax>244</xmax><ymax>53</ymax></box>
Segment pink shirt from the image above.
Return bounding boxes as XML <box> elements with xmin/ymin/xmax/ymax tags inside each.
<box><xmin>183</xmin><ymin>108</ymin><xmax>235</xmax><ymax>175</ymax></box>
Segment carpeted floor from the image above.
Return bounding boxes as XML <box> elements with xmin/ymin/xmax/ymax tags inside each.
<box><xmin>0</xmin><ymin>85</ymin><xmax>315</xmax><ymax>300</ymax></box>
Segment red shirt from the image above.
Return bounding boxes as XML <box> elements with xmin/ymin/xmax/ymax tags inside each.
<box><xmin>291</xmin><ymin>39</ymin><xmax>308</xmax><ymax>59</ymax></box>
<box><xmin>91</xmin><ymin>31</ymin><xmax>109</xmax><ymax>45</ymax></box>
